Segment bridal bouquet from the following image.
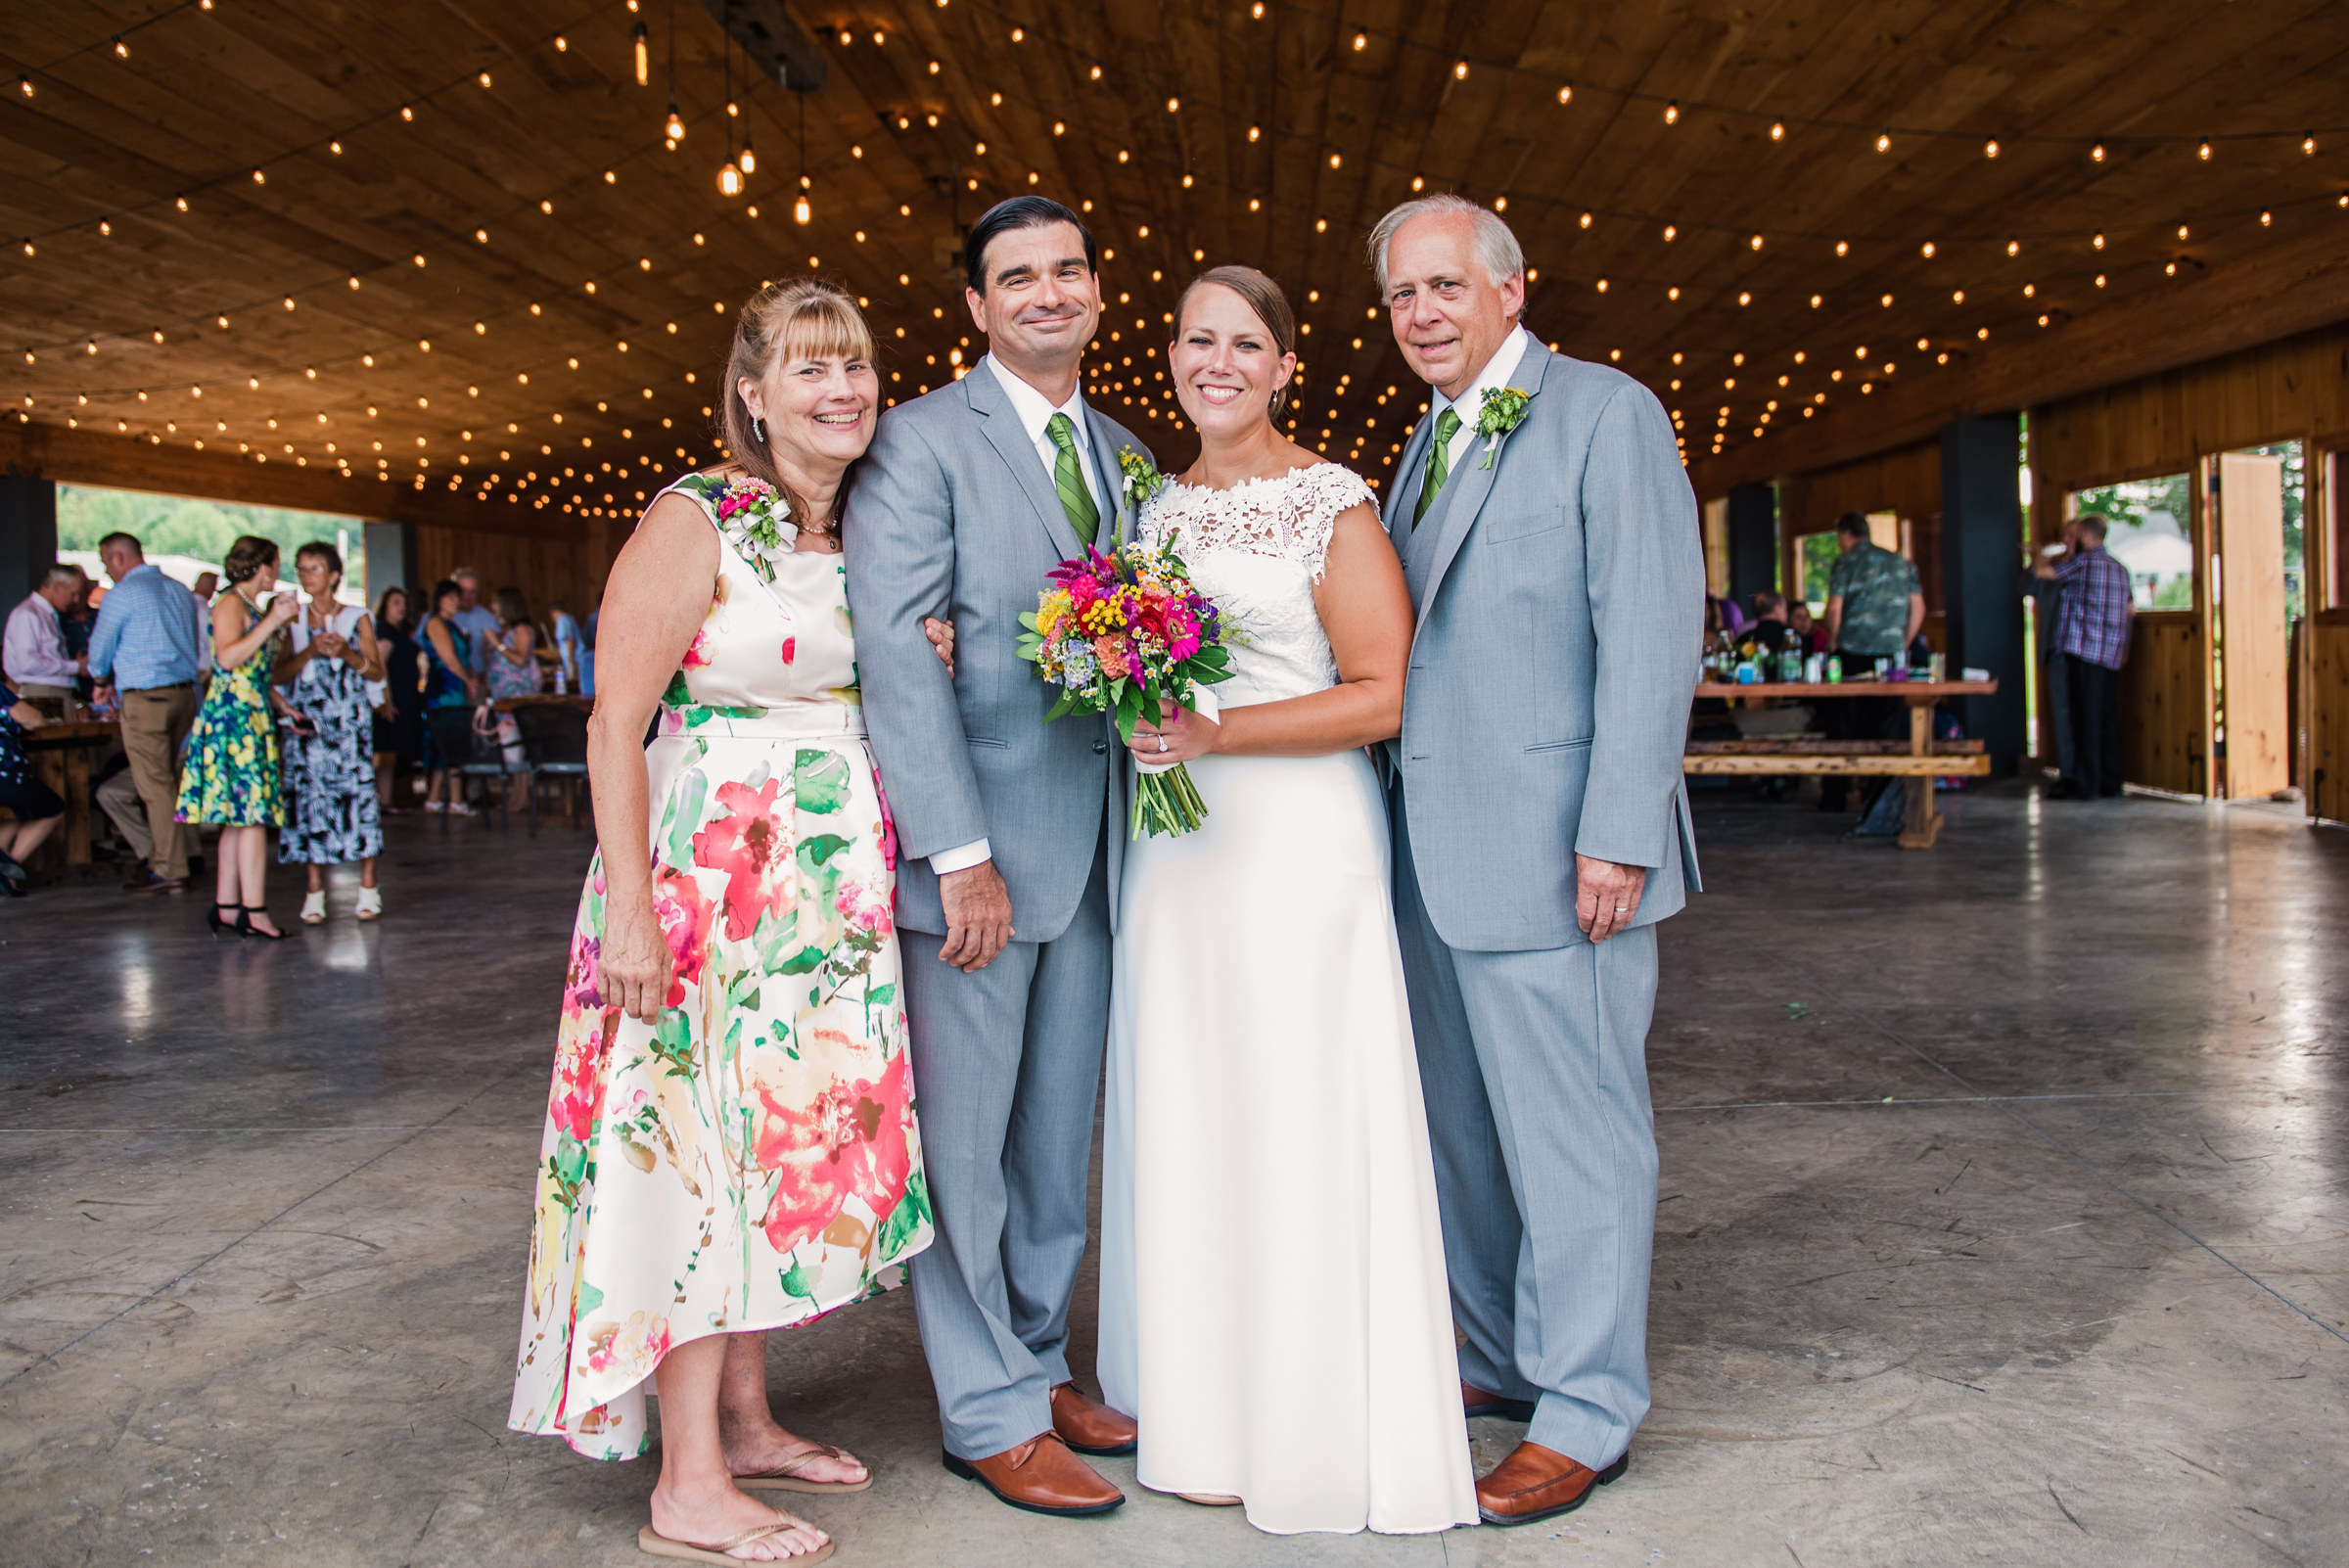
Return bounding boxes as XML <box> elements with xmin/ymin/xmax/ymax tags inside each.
<box><xmin>1017</xmin><ymin>538</ymin><xmax>1235</xmax><ymax>838</ymax></box>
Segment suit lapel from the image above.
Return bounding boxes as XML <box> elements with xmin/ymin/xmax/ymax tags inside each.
<box><xmin>1416</xmin><ymin>341</ymin><xmax>1559</xmax><ymax>616</ymax></box>
<box><xmin>1389</xmin><ymin>405</ymin><xmax>1438</xmax><ymax>552</ymax></box>
<box><xmin>1083</xmin><ymin>403</ymin><xmax>1132</xmax><ymax>546</ymax></box>
<box><xmin>967</xmin><ymin>365</ymin><xmax>1085</xmax><ymax>562</ymax></box>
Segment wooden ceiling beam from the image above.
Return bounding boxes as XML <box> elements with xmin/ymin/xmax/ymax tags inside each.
<box><xmin>1682</xmin><ymin>218</ymin><xmax>2349</xmax><ymax>497</ymax></box>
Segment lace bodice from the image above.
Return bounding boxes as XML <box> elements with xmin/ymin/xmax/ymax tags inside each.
<box><xmin>1137</xmin><ymin>462</ymin><xmax>1377</xmax><ymax>707</ymax></box>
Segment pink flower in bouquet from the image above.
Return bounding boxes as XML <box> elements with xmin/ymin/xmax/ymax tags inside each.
<box><xmin>714</xmin><ymin>480</ymin><xmax>773</xmax><ymax>521</ymax></box>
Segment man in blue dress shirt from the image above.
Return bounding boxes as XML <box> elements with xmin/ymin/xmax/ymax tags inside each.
<box><xmin>87</xmin><ymin>532</ymin><xmax>204</xmax><ymax>893</ymax></box>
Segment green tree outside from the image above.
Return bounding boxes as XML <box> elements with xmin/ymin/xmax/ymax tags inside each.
<box><xmin>57</xmin><ymin>484</ymin><xmax>366</xmax><ymax>599</ymax></box>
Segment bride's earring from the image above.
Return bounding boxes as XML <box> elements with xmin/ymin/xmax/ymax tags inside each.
<box><xmin>751</xmin><ymin>414</ymin><xmax>768</xmax><ymax>445</ymax></box>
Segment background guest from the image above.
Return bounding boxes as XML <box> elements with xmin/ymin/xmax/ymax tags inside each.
<box><xmin>275</xmin><ymin>543</ymin><xmax>386</xmax><ymax>923</ymax></box>
<box><xmin>0</xmin><ymin>680</ymin><xmax>63</xmax><ymax>895</ymax></box>
<box><xmin>1819</xmin><ymin>512</ymin><xmax>1923</xmax><ymax>812</ymax></box>
<box><xmin>448</xmin><ymin>568</ymin><xmax>503</xmax><ymax>673</ymax></box>
<box><xmin>485</xmin><ymin>587</ymin><xmax>543</xmax><ymax>700</ymax></box>
<box><xmin>176</xmin><ymin>535</ymin><xmax>299</xmax><ymax>938</ymax></box>
<box><xmin>1741</xmin><ymin>590</ymin><xmax>1798</xmax><ymax>656</ymax></box>
<box><xmin>2035</xmin><ymin>513</ymin><xmax>2133</xmax><ymax>799</ymax></box>
<box><xmin>418</xmin><ymin>579</ymin><xmax>482</xmax><ymax>815</ymax></box>
<box><xmin>548</xmin><ymin>597</ymin><xmax>582</xmax><ymax>692</ymax></box>
<box><xmin>87</xmin><ymin>531</ymin><xmax>205</xmax><ymax>894</ymax></box>
<box><xmin>579</xmin><ymin>604</ymin><xmax>599</xmax><ymax>696</ymax></box>
<box><xmin>4</xmin><ymin>563</ymin><xmax>87</xmax><ymax>705</ymax></box>
<box><xmin>2024</xmin><ymin>517</ymin><xmax>2082</xmax><ymax>789</ymax></box>
<box><xmin>372</xmin><ymin>587</ymin><xmax>426</xmax><ymax>811</ymax></box>
<box><xmin>1789</xmin><ymin>600</ymin><xmax>1827</xmax><ymax>655</ymax></box>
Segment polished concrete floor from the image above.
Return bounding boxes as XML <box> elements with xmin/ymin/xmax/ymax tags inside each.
<box><xmin>3</xmin><ymin>785</ymin><xmax>2343</xmax><ymax>1567</ymax></box>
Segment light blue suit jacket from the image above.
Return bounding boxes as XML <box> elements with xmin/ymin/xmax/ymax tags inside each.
<box><xmin>1387</xmin><ymin>339</ymin><xmax>1703</xmax><ymax>952</ymax></box>
<box><xmin>844</xmin><ymin>368</ymin><xmax>1148</xmax><ymax>942</ymax></box>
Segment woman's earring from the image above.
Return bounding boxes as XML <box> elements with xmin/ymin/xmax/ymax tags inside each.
<box><xmin>751</xmin><ymin>415</ymin><xmax>768</xmax><ymax>445</ymax></box>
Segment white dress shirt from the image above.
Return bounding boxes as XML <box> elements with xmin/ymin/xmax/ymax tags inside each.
<box><xmin>983</xmin><ymin>353</ymin><xmax>1106</xmax><ymax>515</ymax></box>
<box><xmin>928</xmin><ymin>357</ymin><xmax>1108</xmax><ymax>876</ymax></box>
<box><xmin>1427</xmin><ymin>324</ymin><xmax>1535</xmax><ymax>476</ymax></box>
<box><xmin>4</xmin><ymin>593</ymin><xmax>77</xmax><ymax>687</ymax></box>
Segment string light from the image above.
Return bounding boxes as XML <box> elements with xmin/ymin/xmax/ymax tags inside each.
<box><xmin>1770</xmin><ymin>120</ymin><xmax>1783</xmax><ymax>140</ymax></box>
<box><xmin>1663</xmin><ymin>100</ymin><xmax>1679</xmax><ymax>124</ymax></box>
<box><xmin>634</xmin><ymin>23</ymin><xmax>650</xmax><ymax>85</ymax></box>
<box><xmin>1875</xmin><ymin>128</ymin><xmax>1891</xmax><ymax>153</ymax></box>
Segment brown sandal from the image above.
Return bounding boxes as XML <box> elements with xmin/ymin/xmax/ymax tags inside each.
<box><xmin>735</xmin><ymin>1442</ymin><xmax>873</xmax><ymax>1495</ymax></box>
<box><xmin>637</xmin><ymin>1514</ymin><xmax>835</xmax><ymax>1564</ymax></box>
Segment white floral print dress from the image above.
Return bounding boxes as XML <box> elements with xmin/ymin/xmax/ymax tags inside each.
<box><xmin>509</xmin><ymin>471</ymin><xmax>932</xmax><ymax>1460</ymax></box>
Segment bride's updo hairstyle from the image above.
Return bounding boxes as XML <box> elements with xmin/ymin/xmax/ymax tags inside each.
<box><xmin>1172</xmin><ymin>265</ymin><xmax>1298</xmax><ymax>419</ymax></box>
<box><xmin>720</xmin><ymin>277</ymin><xmax>876</xmax><ymax>522</ymax></box>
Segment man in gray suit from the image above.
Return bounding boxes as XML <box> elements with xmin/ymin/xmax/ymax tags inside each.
<box><xmin>844</xmin><ymin>197</ymin><xmax>1149</xmax><ymax>1518</ymax></box>
<box><xmin>1372</xmin><ymin>194</ymin><xmax>1703</xmax><ymax>1527</ymax></box>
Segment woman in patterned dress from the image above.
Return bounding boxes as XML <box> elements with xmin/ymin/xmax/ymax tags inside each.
<box><xmin>274</xmin><ymin>541</ymin><xmax>385</xmax><ymax>923</ymax></box>
<box><xmin>510</xmin><ymin>279</ymin><xmax>930</xmax><ymax>1566</ymax></box>
<box><xmin>176</xmin><ymin>534</ymin><xmax>300</xmax><ymax>939</ymax></box>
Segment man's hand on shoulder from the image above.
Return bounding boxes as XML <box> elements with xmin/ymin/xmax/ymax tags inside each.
<box><xmin>939</xmin><ymin>859</ymin><xmax>1014</xmax><ymax>972</ymax></box>
<box><xmin>1576</xmin><ymin>854</ymin><xmax>1646</xmax><ymax>943</ymax></box>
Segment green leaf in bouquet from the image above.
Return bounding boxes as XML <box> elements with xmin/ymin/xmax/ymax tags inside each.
<box><xmin>1018</xmin><ymin>610</ymin><xmax>1039</xmax><ymax>630</ymax></box>
<box><xmin>1042</xmin><ymin>688</ymin><xmax>1075</xmax><ymax>721</ymax></box>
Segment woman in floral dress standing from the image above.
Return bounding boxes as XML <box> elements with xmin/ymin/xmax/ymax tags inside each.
<box><xmin>274</xmin><ymin>541</ymin><xmax>385</xmax><ymax>923</ymax></box>
<box><xmin>511</xmin><ymin>279</ymin><xmax>929</xmax><ymax>1566</ymax></box>
<box><xmin>177</xmin><ymin>535</ymin><xmax>300</xmax><ymax>939</ymax></box>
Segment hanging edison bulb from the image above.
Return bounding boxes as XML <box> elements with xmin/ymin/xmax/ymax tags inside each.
<box><xmin>634</xmin><ymin>23</ymin><xmax>650</xmax><ymax>85</ymax></box>
<box><xmin>739</xmin><ymin>138</ymin><xmax>756</xmax><ymax>174</ymax></box>
<box><xmin>795</xmin><ymin>193</ymin><xmax>811</xmax><ymax>223</ymax></box>
<box><xmin>719</xmin><ymin>160</ymin><xmax>742</xmax><ymax>196</ymax></box>
<box><xmin>667</xmin><ymin>101</ymin><xmax>686</xmax><ymax>140</ymax></box>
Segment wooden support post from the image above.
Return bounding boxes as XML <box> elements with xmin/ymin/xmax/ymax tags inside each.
<box><xmin>1898</xmin><ymin>700</ymin><xmax>1943</xmax><ymax>849</ymax></box>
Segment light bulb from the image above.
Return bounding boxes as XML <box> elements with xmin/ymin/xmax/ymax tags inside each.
<box><xmin>1770</xmin><ymin>120</ymin><xmax>1783</xmax><ymax>140</ymax></box>
<box><xmin>2091</xmin><ymin>142</ymin><xmax>2106</xmax><ymax>161</ymax></box>
<box><xmin>1664</xmin><ymin>100</ymin><xmax>1679</xmax><ymax>124</ymax></box>
<box><xmin>1874</xmin><ymin>128</ymin><xmax>1891</xmax><ymax>153</ymax></box>
<box><xmin>739</xmin><ymin>141</ymin><xmax>756</xmax><ymax>174</ymax></box>
<box><xmin>795</xmin><ymin>196</ymin><xmax>811</xmax><ymax>224</ymax></box>
<box><xmin>719</xmin><ymin>161</ymin><xmax>741</xmax><ymax>197</ymax></box>
<box><xmin>667</xmin><ymin>103</ymin><xmax>686</xmax><ymax>140</ymax></box>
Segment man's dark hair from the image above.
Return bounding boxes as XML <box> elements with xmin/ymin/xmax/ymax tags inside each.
<box><xmin>1834</xmin><ymin>510</ymin><xmax>1870</xmax><ymax>540</ymax></box>
<box><xmin>965</xmin><ymin>197</ymin><xmax>1095</xmax><ymax>297</ymax></box>
<box><xmin>97</xmin><ymin>530</ymin><xmax>142</xmax><ymax>556</ymax></box>
<box><xmin>2074</xmin><ymin>512</ymin><xmax>2109</xmax><ymax>543</ymax></box>
<box><xmin>1751</xmin><ymin>589</ymin><xmax>1784</xmax><ymax>618</ymax></box>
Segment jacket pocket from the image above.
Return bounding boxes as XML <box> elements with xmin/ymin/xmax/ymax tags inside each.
<box><xmin>965</xmin><ymin>736</ymin><xmax>1008</xmax><ymax>750</ymax></box>
<box><xmin>1484</xmin><ymin>506</ymin><xmax>1573</xmax><ymax>544</ymax></box>
<box><xmin>1525</xmin><ymin>736</ymin><xmax>1594</xmax><ymax>755</ymax></box>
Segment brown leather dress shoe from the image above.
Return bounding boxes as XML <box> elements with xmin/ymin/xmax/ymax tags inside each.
<box><xmin>1049</xmin><ymin>1380</ymin><xmax>1137</xmax><ymax>1455</ymax></box>
<box><xmin>1475</xmin><ymin>1439</ymin><xmax>1629</xmax><ymax>1527</ymax></box>
<box><xmin>1462</xmin><ymin>1379</ymin><xmax>1539</xmax><ymax>1422</ymax></box>
<box><xmin>944</xmin><ymin>1431</ymin><xmax>1125</xmax><ymax>1517</ymax></box>
<box><xmin>123</xmin><ymin>871</ymin><xmax>186</xmax><ymax>894</ymax></box>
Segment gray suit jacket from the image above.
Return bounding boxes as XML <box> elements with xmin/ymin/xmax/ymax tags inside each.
<box><xmin>844</xmin><ymin>367</ymin><xmax>1147</xmax><ymax>942</ymax></box>
<box><xmin>1387</xmin><ymin>339</ymin><xmax>1703</xmax><ymax>953</ymax></box>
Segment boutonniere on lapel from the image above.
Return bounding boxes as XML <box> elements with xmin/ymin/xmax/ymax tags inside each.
<box><xmin>1474</xmin><ymin>387</ymin><xmax>1533</xmax><ymax>469</ymax></box>
<box><xmin>706</xmin><ymin>473</ymin><xmax>794</xmax><ymax>583</ymax></box>
<box><xmin>1117</xmin><ymin>446</ymin><xmax>1169</xmax><ymax>507</ymax></box>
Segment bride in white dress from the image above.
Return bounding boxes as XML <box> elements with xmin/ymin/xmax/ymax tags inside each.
<box><xmin>1096</xmin><ymin>267</ymin><xmax>1477</xmax><ymax>1536</ymax></box>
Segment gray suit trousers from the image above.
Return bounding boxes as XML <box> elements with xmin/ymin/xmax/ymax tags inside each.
<box><xmin>1394</xmin><ymin>793</ymin><xmax>1660</xmax><ymax>1469</ymax></box>
<box><xmin>902</xmin><ymin>814</ymin><xmax>1113</xmax><ymax>1459</ymax></box>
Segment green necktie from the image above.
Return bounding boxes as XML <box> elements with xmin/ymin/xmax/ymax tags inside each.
<box><xmin>1413</xmin><ymin>406</ymin><xmax>1463</xmax><ymax>530</ymax></box>
<box><xmin>1045</xmin><ymin>412</ymin><xmax>1100</xmax><ymax>546</ymax></box>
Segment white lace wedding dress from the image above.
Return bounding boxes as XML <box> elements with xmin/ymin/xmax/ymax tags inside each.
<box><xmin>1097</xmin><ymin>462</ymin><xmax>1476</xmax><ymax>1536</ymax></box>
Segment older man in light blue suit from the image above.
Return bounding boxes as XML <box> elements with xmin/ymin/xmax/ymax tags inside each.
<box><xmin>846</xmin><ymin>197</ymin><xmax>1152</xmax><ymax>1520</ymax></box>
<box><xmin>1372</xmin><ymin>195</ymin><xmax>1704</xmax><ymax>1528</ymax></box>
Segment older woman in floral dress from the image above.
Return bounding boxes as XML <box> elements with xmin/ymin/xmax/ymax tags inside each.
<box><xmin>510</xmin><ymin>279</ymin><xmax>929</xmax><ymax>1566</ymax></box>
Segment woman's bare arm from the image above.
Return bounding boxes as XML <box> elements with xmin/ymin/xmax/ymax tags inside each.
<box><xmin>590</xmin><ymin>492</ymin><xmax>721</xmax><ymax>1022</ymax></box>
<box><xmin>1130</xmin><ymin>502</ymin><xmax>1412</xmax><ymax>761</ymax></box>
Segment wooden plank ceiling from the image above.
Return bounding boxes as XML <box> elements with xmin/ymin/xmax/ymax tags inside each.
<box><xmin>5</xmin><ymin>0</ymin><xmax>2346</xmax><ymax>531</ymax></box>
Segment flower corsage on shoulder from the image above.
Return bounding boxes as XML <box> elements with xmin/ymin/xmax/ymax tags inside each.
<box><xmin>703</xmin><ymin>474</ymin><xmax>795</xmax><ymax>582</ymax></box>
<box><xmin>1474</xmin><ymin>386</ymin><xmax>1533</xmax><ymax>469</ymax></box>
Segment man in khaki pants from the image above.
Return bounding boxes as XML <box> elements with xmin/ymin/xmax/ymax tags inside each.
<box><xmin>86</xmin><ymin>532</ymin><xmax>205</xmax><ymax>894</ymax></box>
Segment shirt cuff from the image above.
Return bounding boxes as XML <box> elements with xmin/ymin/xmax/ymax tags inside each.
<box><xmin>930</xmin><ymin>838</ymin><xmax>992</xmax><ymax>875</ymax></box>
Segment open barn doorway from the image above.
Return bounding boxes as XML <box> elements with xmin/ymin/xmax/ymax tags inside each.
<box><xmin>2208</xmin><ymin>444</ymin><xmax>2303</xmax><ymax>802</ymax></box>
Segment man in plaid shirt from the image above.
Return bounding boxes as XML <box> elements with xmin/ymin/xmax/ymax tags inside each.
<box><xmin>2034</xmin><ymin>514</ymin><xmax>2132</xmax><ymax>798</ymax></box>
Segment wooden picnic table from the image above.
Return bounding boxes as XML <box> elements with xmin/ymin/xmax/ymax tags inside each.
<box><xmin>1686</xmin><ymin>678</ymin><xmax>1999</xmax><ymax>849</ymax></box>
<box><xmin>16</xmin><ymin>718</ymin><xmax>123</xmax><ymax>875</ymax></box>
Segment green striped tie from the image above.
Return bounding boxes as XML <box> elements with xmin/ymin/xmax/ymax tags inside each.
<box><xmin>1412</xmin><ymin>407</ymin><xmax>1463</xmax><ymax>530</ymax></box>
<box><xmin>1045</xmin><ymin>413</ymin><xmax>1100</xmax><ymax>546</ymax></box>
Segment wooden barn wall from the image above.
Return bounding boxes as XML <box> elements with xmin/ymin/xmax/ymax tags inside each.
<box><xmin>2030</xmin><ymin>321</ymin><xmax>2349</xmax><ymax>522</ymax></box>
<box><xmin>414</xmin><ymin>519</ymin><xmax>620</xmax><ymax>621</ymax></box>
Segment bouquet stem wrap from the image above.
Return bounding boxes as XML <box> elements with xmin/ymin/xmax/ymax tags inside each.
<box><xmin>1129</xmin><ymin>684</ymin><xmax>1220</xmax><ymax>837</ymax></box>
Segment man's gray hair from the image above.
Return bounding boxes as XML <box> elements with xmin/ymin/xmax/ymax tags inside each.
<box><xmin>40</xmin><ymin>561</ymin><xmax>84</xmax><ymax>589</ymax></box>
<box><xmin>1366</xmin><ymin>194</ymin><xmax>1526</xmax><ymax>297</ymax></box>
